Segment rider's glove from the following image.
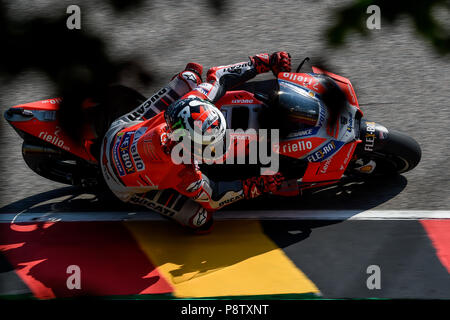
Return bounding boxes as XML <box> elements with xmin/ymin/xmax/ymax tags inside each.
<box><xmin>171</xmin><ymin>62</ymin><xmax>204</xmax><ymax>83</ymax></box>
<box><xmin>242</xmin><ymin>172</ymin><xmax>285</xmax><ymax>199</ymax></box>
<box><xmin>250</xmin><ymin>52</ymin><xmax>291</xmax><ymax>76</ymax></box>
<box><xmin>269</xmin><ymin>51</ymin><xmax>291</xmax><ymax>76</ymax></box>
<box><xmin>185</xmin><ymin>62</ymin><xmax>203</xmax><ymax>81</ymax></box>
<box><xmin>250</xmin><ymin>53</ymin><xmax>271</xmax><ymax>74</ymax></box>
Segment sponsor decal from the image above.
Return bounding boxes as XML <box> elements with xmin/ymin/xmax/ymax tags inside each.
<box><xmin>286</xmin><ymin>127</ymin><xmax>318</xmax><ymax>138</ymax></box>
<box><xmin>307</xmin><ymin>140</ymin><xmax>344</xmax><ymax>162</ymax></box>
<box><xmin>347</xmin><ymin>112</ymin><xmax>354</xmax><ymax>132</ymax></box>
<box><xmin>194</xmin><ymin>86</ymin><xmax>209</xmax><ymax>96</ymax></box>
<box><xmin>130</xmin><ymin>127</ymin><xmax>147</xmax><ymax>171</ymax></box>
<box><xmin>118</xmin><ymin>132</ymin><xmax>135</xmax><ymax>174</ymax></box>
<box><xmin>146</xmin><ymin>88</ymin><xmax>168</xmax><ymax>104</ymax></box>
<box><xmin>38</xmin><ymin>128</ymin><xmax>70</xmax><ymax>151</ymax></box>
<box><xmin>231</xmin><ymin>99</ymin><xmax>254</xmax><ymax>104</ymax></box>
<box><xmin>129</xmin><ymin>195</ymin><xmax>176</xmax><ymax>217</ymax></box>
<box><xmin>218</xmin><ymin>194</ymin><xmax>244</xmax><ymax>207</ymax></box>
<box><xmin>126</xmin><ymin>88</ymin><xmax>168</xmax><ymax>121</ymax></box>
<box><xmin>320</xmin><ymin>158</ymin><xmax>332</xmax><ymax>174</ymax></box>
<box><xmin>282</xmin><ymin>73</ymin><xmax>320</xmax><ymax>91</ymax></box>
<box><xmin>354</xmin><ymin>159</ymin><xmax>376</xmax><ymax>174</ymax></box>
<box><xmin>112</xmin><ymin>133</ymin><xmax>126</xmax><ymax>176</ymax></box>
<box><xmin>275</xmin><ymin>137</ymin><xmax>326</xmax><ymax>159</ymax></box>
<box><xmin>317</xmin><ymin>103</ymin><xmax>326</xmax><ymax>127</ymax></box>
<box><xmin>364</xmin><ymin>122</ymin><xmax>376</xmax><ymax>152</ymax></box>
<box><xmin>339</xmin><ymin>142</ymin><xmax>357</xmax><ymax>170</ymax></box>
<box><xmin>130</xmin><ymin>144</ymin><xmax>145</xmax><ymax>171</ymax></box>
<box><xmin>44</xmin><ymin>111</ymin><xmax>56</xmax><ymax>121</ymax></box>
<box><xmin>225</xmin><ymin>62</ymin><xmax>250</xmax><ymax>74</ymax></box>
<box><xmin>360</xmin><ymin>164</ymin><xmax>375</xmax><ymax>173</ymax></box>
<box><xmin>41</xmin><ymin>98</ymin><xmax>62</xmax><ymax>105</ymax></box>
<box><xmin>281</xmin><ymin>139</ymin><xmax>313</xmax><ymax>154</ymax></box>
<box><xmin>343</xmin><ymin>142</ymin><xmax>356</xmax><ymax>168</ymax></box>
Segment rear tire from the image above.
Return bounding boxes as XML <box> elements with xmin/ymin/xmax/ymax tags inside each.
<box><xmin>22</xmin><ymin>140</ymin><xmax>101</xmax><ymax>188</ymax></box>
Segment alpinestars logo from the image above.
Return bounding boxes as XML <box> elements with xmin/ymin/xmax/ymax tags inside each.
<box><xmin>251</xmin><ymin>185</ymin><xmax>261</xmax><ymax>198</ymax></box>
<box><xmin>193</xmin><ymin>208</ymin><xmax>208</xmax><ymax>227</ymax></box>
<box><xmin>186</xmin><ymin>180</ymin><xmax>203</xmax><ymax>193</ymax></box>
<box><xmin>183</xmin><ymin>73</ymin><xmax>197</xmax><ymax>82</ymax></box>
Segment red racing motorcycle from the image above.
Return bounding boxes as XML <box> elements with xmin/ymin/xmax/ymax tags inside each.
<box><xmin>4</xmin><ymin>58</ymin><xmax>421</xmax><ymax>196</ymax></box>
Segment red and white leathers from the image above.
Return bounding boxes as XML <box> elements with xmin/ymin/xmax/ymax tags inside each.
<box><xmin>100</xmin><ymin>53</ymin><xmax>290</xmax><ymax>230</ymax></box>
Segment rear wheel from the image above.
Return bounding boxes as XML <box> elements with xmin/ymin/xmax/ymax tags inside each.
<box><xmin>22</xmin><ymin>139</ymin><xmax>101</xmax><ymax>188</ymax></box>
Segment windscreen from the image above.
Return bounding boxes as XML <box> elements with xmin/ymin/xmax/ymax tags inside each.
<box><xmin>277</xmin><ymin>80</ymin><xmax>320</xmax><ymax>127</ymax></box>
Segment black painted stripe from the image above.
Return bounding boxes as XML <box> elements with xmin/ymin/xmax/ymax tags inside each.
<box><xmin>144</xmin><ymin>190</ymin><xmax>159</xmax><ymax>201</ymax></box>
<box><xmin>154</xmin><ymin>99</ymin><xmax>166</xmax><ymax>111</ymax></box>
<box><xmin>173</xmin><ymin>194</ymin><xmax>188</xmax><ymax>212</ymax></box>
<box><xmin>143</xmin><ymin>108</ymin><xmax>157</xmax><ymax>120</ymax></box>
<box><xmin>166</xmin><ymin>192</ymin><xmax>179</xmax><ymax>208</ymax></box>
<box><xmin>156</xmin><ymin>189</ymin><xmax>173</xmax><ymax>206</ymax></box>
<box><xmin>167</xmin><ymin>89</ymin><xmax>180</xmax><ymax>101</ymax></box>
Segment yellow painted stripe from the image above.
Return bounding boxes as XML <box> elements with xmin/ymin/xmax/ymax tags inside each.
<box><xmin>126</xmin><ymin>220</ymin><xmax>320</xmax><ymax>298</ymax></box>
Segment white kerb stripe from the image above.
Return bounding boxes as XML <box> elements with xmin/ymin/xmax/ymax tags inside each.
<box><xmin>1</xmin><ymin>210</ymin><xmax>450</xmax><ymax>223</ymax></box>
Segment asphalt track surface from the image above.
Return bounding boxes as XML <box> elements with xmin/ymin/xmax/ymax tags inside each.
<box><xmin>0</xmin><ymin>0</ymin><xmax>449</xmax><ymax>300</ymax></box>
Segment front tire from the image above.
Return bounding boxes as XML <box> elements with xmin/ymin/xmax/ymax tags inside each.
<box><xmin>372</xmin><ymin>129</ymin><xmax>421</xmax><ymax>174</ymax></box>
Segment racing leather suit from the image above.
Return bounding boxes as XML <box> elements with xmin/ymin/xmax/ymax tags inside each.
<box><xmin>100</xmin><ymin>54</ymin><xmax>286</xmax><ymax>229</ymax></box>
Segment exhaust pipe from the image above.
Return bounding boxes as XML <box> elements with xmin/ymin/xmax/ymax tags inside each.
<box><xmin>22</xmin><ymin>143</ymin><xmax>62</xmax><ymax>155</ymax></box>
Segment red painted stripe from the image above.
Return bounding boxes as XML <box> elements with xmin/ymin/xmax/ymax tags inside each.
<box><xmin>0</xmin><ymin>242</ymin><xmax>25</xmax><ymax>251</ymax></box>
<box><xmin>165</xmin><ymin>193</ymin><xmax>174</xmax><ymax>207</ymax></box>
<box><xmin>15</xmin><ymin>259</ymin><xmax>55</xmax><ymax>299</ymax></box>
<box><xmin>0</xmin><ymin>222</ymin><xmax>173</xmax><ymax>298</ymax></box>
<box><xmin>421</xmin><ymin>220</ymin><xmax>450</xmax><ymax>273</ymax></box>
<box><xmin>160</xmin><ymin>98</ymin><xmax>170</xmax><ymax>106</ymax></box>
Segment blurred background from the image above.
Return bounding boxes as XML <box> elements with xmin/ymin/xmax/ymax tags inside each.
<box><xmin>0</xmin><ymin>0</ymin><xmax>449</xmax><ymax>209</ymax></box>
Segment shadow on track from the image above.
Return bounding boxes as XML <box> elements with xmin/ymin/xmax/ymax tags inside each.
<box><xmin>225</xmin><ymin>174</ymin><xmax>408</xmax><ymax>212</ymax></box>
<box><xmin>224</xmin><ymin>174</ymin><xmax>408</xmax><ymax>249</ymax></box>
<box><xmin>0</xmin><ymin>174</ymin><xmax>407</xmax><ymax>215</ymax></box>
<box><xmin>0</xmin><ymin>186</ymin><xmax>127</xmax><ymax>214</ymax></box>
<box><xmin>0</xmin><ymin>174</ymin><xmax>407</xmax><ymax>247</ymax></box>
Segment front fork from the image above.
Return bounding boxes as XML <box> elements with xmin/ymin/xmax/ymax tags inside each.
<box><xmin>350</xmin><ymin>118</ymin><xmax>390</xmax><ymax>174</ymax></box>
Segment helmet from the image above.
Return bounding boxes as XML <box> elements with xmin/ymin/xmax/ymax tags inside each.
<box><xmin>164</xmin><ymin>97</ymin><xmax>227</xmax><ymax>162</ymax></box>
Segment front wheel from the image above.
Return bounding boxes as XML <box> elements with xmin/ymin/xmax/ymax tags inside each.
<box><xmin>364</xmin><ymin>129</ymin><xmax>421</xmax><ymax>174</ymax></box>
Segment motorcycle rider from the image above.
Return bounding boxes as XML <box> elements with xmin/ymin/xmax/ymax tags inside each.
<box><xmin>100</xmin><ymin>52</ymin><xmax>291</xmax><ymax>232</ymax></box>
